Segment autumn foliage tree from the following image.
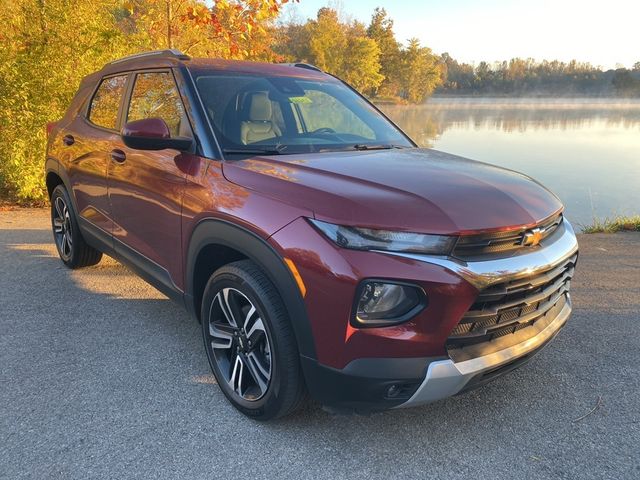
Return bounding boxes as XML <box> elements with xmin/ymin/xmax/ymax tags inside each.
<box><xmin>275</xmin><ymin>7</ymin><xmax>443</xmax><ymax>103</ymax></box>
<box><xmin>365</xmin><ymin>8</ymin><xmax>401</xmax><ymax>97</ymax></box>
<box><xmin>0</xmin><ymin>0</ymin><xmax>292</xmax><ymax>202</ymax></box>
<box><xmin>277</xmin><ymin>8</ymin><xmax>383</xmax><ymax>92</ymax></box>
<box><xmin>399</xmin><ymin>38</ymin><xmax>444</xmax><ymax>103</ymax></box>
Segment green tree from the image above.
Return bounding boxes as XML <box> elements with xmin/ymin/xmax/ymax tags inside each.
<box><xmin>366</xmin><ymin>8</ymin><xmax>401</xmax><ymax>96</ymax></box>
<box><xmin>399</xmin><ymin>39</ymin><xmax>443</xmax><ymax>103</ymax></box>
<box><xmin>285</xmin><ymin>8</ymin><xmax>383</xmax><ymax>92</ymax></box>
<box><xmin>305</xmin><ymin>8</ymin><xmax>346</xmax><ymax>73</ymax></box>
<box><xmin>612</xmin><ymin>68</ymin><xmax>640</xmax><ymax>96</ymax></box>
<box><xmin>342</xmin><ymin>23</ymin><xmax>384</xmax><ymax>91</ymax></box>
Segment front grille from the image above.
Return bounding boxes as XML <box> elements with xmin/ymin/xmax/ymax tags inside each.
<box><xmin>447</xmin><ymin>253</ymin><xmax>577</xmax><ymax>353</ymax></box>
<box><xmin>453</xmin><ymin>214</ymin><xmax>563</xmax><ymax>259</ymax></box>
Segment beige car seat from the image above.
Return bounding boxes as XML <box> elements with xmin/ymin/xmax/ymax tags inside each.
<box><xmin>240</xmin><ymin>92</ymin><xmax>281</xmax><ymax>145</ymax></box>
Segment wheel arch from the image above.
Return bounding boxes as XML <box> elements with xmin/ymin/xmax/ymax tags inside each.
<box><xmin>46</xmin><ymin>170</ymin><xmax>64</xmax><ymax>198</ymax></box>
<box><xmin>185</xmin><ymin>218</ymin><xmax>316</xmax><ymax>359</ymax></box>
<box><xmin>44</xmin><ymin>159</ymin><xmax>78</xmax><ymax>213</ymax></box>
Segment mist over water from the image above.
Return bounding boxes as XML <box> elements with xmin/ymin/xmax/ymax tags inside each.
<box><xmin>381</xmin><ymin>98</ymin><xmax>640</xmax><ymax>226</ymax></box>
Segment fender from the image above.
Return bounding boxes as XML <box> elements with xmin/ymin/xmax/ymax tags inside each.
<box><xmin>185</xmin><ymin>218</ymin><xmax>317</xmax><ymax>360</ymax></box>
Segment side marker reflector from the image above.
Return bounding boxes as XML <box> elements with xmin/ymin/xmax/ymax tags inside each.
<box><xmin>284</xmin><ymin>257</ymin><xmax>306</xmax><ymax>297</ymax></box>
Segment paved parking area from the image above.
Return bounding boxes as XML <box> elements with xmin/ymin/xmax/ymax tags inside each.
<box><xmin>1</xmin><ymin>209</ymin><xmax>638</xmax><ymax>479</ymax></box>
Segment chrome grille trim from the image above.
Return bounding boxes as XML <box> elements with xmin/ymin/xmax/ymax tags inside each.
<box><xmin>453</xmin><ymin>214</ymin><xmax>563</xmax><ymax>259</ymax></box>
<box><xmin>377</xmin><ymin>219</ymin><xmax>579</xmax><ymax>291</ymax></box>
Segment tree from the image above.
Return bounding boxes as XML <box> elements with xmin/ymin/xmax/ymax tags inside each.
<box><xmin>399</xmin><ymin>39</ymin><xmax>443</xmax><ymax>103</ymax></box>
<box><xmin>342</xmin><ymin>23</ymin><xmax>384</xmax><ymax>91</ymax></box>
<box><xmin>0</xmin><ymin>0</ymin><xmax>294</xmax><ymax>203</ymax></box>
<box><xmin>366</xmin><ymin>8</ymin><xmax>401</xmax><ymax>96</ymax></box>
<box><xmin>0</xmin><ymin>0</ymin><xmax>132</xmax><ymax>201</ymax></box>
<box><xmin>282</xmin><ymin>8</ymin><xmax>383</xmax><ymax>92</ymax></box>
<box><xmin>305</xmin><ymin>8</ymin><xmax>347</xmax><ymax>72</ymax></box>
<box><xmin>126</xmin><ymin>0</ymin><xmax>291</xmax><ymax>59</ymax></box>
<box><xmin>612</xmin><ymin>68</ymin><xmax>640</xmax><ymax>96</ymax></box>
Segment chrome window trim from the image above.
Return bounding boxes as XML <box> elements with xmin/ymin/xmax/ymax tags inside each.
<box><xmin>377</xmin><ymin>220</ymin><xmax>578</xmax><ymax>290</ymax></box>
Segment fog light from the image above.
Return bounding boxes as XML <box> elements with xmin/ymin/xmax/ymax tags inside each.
<box><xmin>354</xmin><ymin>281</ymin><xmax>426</xmax><ymax>327</ymax></box>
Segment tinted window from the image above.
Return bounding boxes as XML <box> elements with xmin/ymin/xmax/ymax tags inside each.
<box><xmin>88</xmin><ymin>75</ymin><xmax>127</xmax><ymax>130</ymax></box>
<box><xmin>127</xmin><ymin>72</ymin><xmax>187</xmax><ymax>137</ymax></box>
<box><xmin>193</xmin><ymin>73</ymin><xmax>411</xmax><ymax>154</ymax></box>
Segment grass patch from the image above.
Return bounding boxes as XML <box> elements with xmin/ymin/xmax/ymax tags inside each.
<box><xmin>580</xmin><ymin>215</ymin><xmax>640</xmax><ymax>233</ymax></box>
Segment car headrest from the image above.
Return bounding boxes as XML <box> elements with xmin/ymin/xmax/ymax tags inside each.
<box><xmin>248</xmin><ymin>92</ymin><xmax>272</xmax><ymax>122</ymax></box>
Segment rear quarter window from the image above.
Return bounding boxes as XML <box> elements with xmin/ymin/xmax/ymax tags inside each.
<box><xmin>88</xmin><ymin>75</ymin><xmax>128</xmax><ymax>130</ymax></box>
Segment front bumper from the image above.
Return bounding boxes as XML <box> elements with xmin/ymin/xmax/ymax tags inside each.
<box><xmin>397</xmin><ymin>295</ymin><xmax>571</xmax><ymax>407</ymax></box>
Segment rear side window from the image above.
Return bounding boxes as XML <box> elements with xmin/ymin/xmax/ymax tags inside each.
<box><xmin>127</xmin><ymin>72</ymin><xmax>187</xmax><ymax>137</ymax></box>
<box><xmin>88</xmin><ymin>75</ymin><xmax>128</xmax><ymax>130</ymax></box>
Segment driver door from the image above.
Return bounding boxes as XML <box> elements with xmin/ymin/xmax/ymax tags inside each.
<box><xmin>107</xmin><ymin>70</ymin><xmax>192</xmax><ymax>295</ymax></box>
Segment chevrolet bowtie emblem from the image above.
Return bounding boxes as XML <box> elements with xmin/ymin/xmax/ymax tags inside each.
<box><xmin>521</xmin><ymin>227</ymin><xmax>544</xmax><ymax>246</ymax></box>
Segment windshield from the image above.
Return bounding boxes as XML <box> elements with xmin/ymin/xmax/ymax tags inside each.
<box><xmin>192</xmin><ymin>72</ymin><xmax>414</xmax><ymax>155</ymax></box>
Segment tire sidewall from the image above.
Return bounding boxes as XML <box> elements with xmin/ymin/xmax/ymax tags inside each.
<box><xmin>50</xmin><ymin>185</ymin><xmax>81</xmax><ymax>266</ymax></box>
<box><xmin>201</xmin><ymin>269</ymin><xmax>288</xmax><ymax>419</ymax></box>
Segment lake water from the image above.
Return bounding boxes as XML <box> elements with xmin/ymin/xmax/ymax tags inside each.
<box><xmin>381</xmin><ymin>98</ymin><xmax>640</xmax><ymax>227</ymax></box>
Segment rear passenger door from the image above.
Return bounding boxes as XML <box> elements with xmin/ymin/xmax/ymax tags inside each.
<box><xmin>64</xmin><ymin>74</ymin><xmax>128</xmax><ymax>239</ymax></box>
<box><xmin>107</xmin><ymin>70</ymin><xmax>192</xmax><ymax>295</ymax></box>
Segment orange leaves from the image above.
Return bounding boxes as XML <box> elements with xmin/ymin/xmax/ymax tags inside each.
<box><xmin>183</xmin><ymin>5</ymin><xmax>212</xmax><ymax>27</ymax></box>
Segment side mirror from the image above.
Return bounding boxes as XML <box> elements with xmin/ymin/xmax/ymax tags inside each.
<box><xmin>121</xmin><ymin>118</ymin><xmax>192</xmax><ymax>151</ymax></box>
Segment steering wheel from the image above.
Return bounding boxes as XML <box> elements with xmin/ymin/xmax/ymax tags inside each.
<box><xmin>309</xmin><ymin>127</ymin><xmax>336</xmax><ymax>135</ymax></box>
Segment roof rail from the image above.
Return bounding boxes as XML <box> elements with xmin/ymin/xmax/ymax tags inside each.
<box><xmin>282</xmin><ymin>63</ymin><xmax>323</xmax><ymax>72</ymax></box>
<box><xmin>107</xmin><ymin>49</ymin><xmax>190</xmax><ymax>66</ymax></box>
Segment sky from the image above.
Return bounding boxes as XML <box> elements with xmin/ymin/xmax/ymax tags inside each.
<box><xmin>280</xmin><ymin>0</ymin><xmax>640</xmax><ymax>69</ymax></box>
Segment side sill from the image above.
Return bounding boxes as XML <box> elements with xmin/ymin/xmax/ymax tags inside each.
<box><xmin>78</xmin><ymin>217</ymin><xmax>184</xmax><ymax>305</ymax></box>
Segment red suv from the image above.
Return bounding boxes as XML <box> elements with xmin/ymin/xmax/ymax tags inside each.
<box><xmin>45</xmin><ymin>50</ymin><xmax>578</xmax><ymax>420</ymax></box>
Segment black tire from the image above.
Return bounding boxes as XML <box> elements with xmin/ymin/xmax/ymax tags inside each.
<box><xmin>50</xmin><ymin>184</ymin><xmax>102</xmax><ymax>269</ymax></box>
<box><xmin>201</xmin><ymin>260</ymin><xmax>306</xmax><ymax>420</ymax></box>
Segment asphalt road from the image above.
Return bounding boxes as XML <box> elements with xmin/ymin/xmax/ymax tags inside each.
<box><xmin>1</xmin><ymin>209</ymin><xmax>638</xmax><ymax>479</ymax></box>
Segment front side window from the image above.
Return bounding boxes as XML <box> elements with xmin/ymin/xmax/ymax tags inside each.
<box><xmin>88</xmin><ymin>75</ymin><xmax>128</xmax><ymax>130</ymax></box>
<box><xmin>193</xmin><ymin>72</ymin><xmax>412</xmax><ymax>155</ymax></box>
<box><xmin>127</xmin><ymin>72</ymin><xmax>188</xmax><ymax>137</ymax></box>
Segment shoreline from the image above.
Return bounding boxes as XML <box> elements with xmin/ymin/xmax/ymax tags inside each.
<box><xmin>374</xmin><ymin>96</ymin><xmax>640</xmax><ymax>108</ymax></box>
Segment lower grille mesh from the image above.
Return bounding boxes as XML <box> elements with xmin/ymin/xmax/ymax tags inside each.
<box><xmin>447</xmin><ymin>254</ymin><xmax>577</xmax><ymax>351</ymax></box>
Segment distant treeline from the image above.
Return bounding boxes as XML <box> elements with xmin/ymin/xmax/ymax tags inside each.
<box><xmin>440</xmin><ymin>56</ymin><xmax>640</xmax><ymax>97</ymax></box>
<box><xmin>276</xmin><ymin>7</ymin><xmax>640</xmax><ymax>101</ymax></box>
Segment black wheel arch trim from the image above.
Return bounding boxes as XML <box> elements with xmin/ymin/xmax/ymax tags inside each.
<box><xmin>185</xmin><ymin>218</ymin><xmax>317</xmax><ymax>360</ymax></box>
<box><xmin>45</xmin><ymin>160</ymin><xmax>78</xmax><ymax>213</ymax></box>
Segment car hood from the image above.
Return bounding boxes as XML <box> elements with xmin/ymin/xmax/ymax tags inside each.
<box><xmin>222</xmin><ymin>148</ymin><xmax>563</xmax><ymax>234</ymax></box>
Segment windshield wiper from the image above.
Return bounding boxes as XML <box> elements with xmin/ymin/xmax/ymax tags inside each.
<box><xmin>222</xmin><ymin>148</ymin><xmax>284</xmax><ymax>156</ymax></box>
<box><xmin>352</xmin><ymin>144</ymin><xmax>407</xmax><ymax>151</ymax></box>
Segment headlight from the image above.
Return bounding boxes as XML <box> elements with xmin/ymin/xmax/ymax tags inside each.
<box><xmin>309</xmin><ymin>219</ymin><xmax>456</xmax><ymax>255</ymax></box>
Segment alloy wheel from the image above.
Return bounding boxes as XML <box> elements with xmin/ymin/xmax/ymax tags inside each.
<box><xmin>53</xmin><ymin>196</ymin><xmax>73</xmax><ymax>260</ymax></box>
<box><xmin>206</xmin><ymin>287</ymin><xmax>272</xmax><ymax>401</ymax></box>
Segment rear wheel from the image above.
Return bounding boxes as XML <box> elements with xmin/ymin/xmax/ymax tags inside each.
<box><xmin>50</xmin><ymin>185</ymin><xmax>102</xmax><ymax>269</ymax></box>
<box><xmin>201</xmin><ymin>260</ymin><xmax>305</xmax><ymax>420</ymax></box>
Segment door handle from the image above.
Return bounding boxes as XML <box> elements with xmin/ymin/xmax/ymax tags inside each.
<box><xmin>62</xmin><ymin>134</ymin><xmax>75</xmax><ymax>146</ymax></box>
<box><xmin>110</xmin><ymin>149</ymin><xmax>126</xmax><ymax>164</ymax></box>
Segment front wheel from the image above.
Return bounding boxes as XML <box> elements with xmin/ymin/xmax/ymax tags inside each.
<box><xmin>201</xmin><ymin>260</ymin><xmax>306</xmax><ymax>420</ymax></box>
